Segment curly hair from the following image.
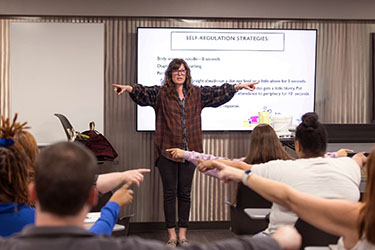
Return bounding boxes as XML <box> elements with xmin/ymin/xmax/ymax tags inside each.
<box><xmin>0</xmin><ymin>114</ymin><xmax>31</xmax><ymax>206</ymax></box>
<box><xmin>163</xmin><ymin>58</ymin><xmax>194</xmax><ymax>99</ymax></box>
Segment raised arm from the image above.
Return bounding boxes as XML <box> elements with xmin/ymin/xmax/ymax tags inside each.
<box><xmin>197</xmin><ymin>159</ymin><xmax>251</xmax><ymax>172</ymax></box>
<box><xmin>352</xmin><ymin>152</ymin><xmax>367</xmax><ymax>168</ymax></box>
<box><xmin>89</xmin><ymin>182</ymin><xmax>134</xmax><ymax>235</ymax></box>
<box><xmin>217</xmin><ymin>163</ymin><xmax>361</xmax><ymax>244</ymax></box>
<box><xmin>234</xmin><ymin>82</ymin><xmax>259</xmax><ymax>91</ymax></box>
<box><xmin>166</xmin><ymin>148</ymin><xmax>233</xmax><ymax>178</ymax></box>
<box><xmin>201</xmin><ymin>82</ymin><xmax>258</xmax><ymax>108</ymax></box>
<box><xmin>166</xmin><ymin>148</ymin><xmax>230</xmax><ymax>165</ymax></box>
<box><xmin>324</xmin><ymin>148</ymin><xmax>353</xmax><ymax>158</ymax></box>
<box><xmin>96</xmin><ymin>168</ymin><xmax>150</xmax><ymax>194</ymax></box>
<box><xmin>112</xmin><ymin>83</ymin><xmax>160</xmax><ymax>107</ymax></box>
<box><xmin>113</xmin><ymin>83</ymin><xmax>133</xmax><ymax>95</ymax></box>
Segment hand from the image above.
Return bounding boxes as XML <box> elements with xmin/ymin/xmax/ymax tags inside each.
<box><xmin>122</xmin><ymin>169</ymin><xmax>150</xmax><ymax>187</ymax></box>
<box><xmin>166</xmin><ymin>148</ymin><xmax>185</xmax><ymax>159</ymax></box>
<box><xmin>235</xmin><ymin>81</ymin><xmax>259</xmax><ymax>91</ymax></box>
<box><xmin>272</xmin><ymin>225</ymin><xmax>301</xmax><ymax>250</ymax></box>
<box><xmin>217</xmin><ymin>162</ymin><xmax>244</xmax><ymax>183</ymax></box>
<box><xmin>196</xmin><ymin>159</ymin><xmax>216</xmax><ymax>173</ymax></box>
<box><xmin>352</xmin><ymin>152</ymin><xmax>367</xmax><ymax>168</ymax></box>
<box><xmin>336</xmin><ymin>148</ymin><xmax>353</xmax><ymax>157</ymax></box>
<box><xmin>112</xmin><ymin>83</ymin><xmax>132</xmax><ymax>95</ymax></box>
<box><xmin>109</xmin><ymin>182</ymin><xmax>134</xmax><ymax>207</ymax></box>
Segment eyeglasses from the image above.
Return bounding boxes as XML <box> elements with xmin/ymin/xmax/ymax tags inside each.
<box><xmin>172</xmin><ymin>69</ymin><xmax>186</xmax><ymax>75</ymax></box>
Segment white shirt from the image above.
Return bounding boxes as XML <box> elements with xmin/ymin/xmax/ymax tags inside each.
<box><xmin>251</xmin><ymin>157</ymin><xmax>361</xmax><ymax>235</ymax></box>
<box><xmin>337</xmin><ymin>236</ymin><xmax>375</xmax><ymax>250</ymax></box>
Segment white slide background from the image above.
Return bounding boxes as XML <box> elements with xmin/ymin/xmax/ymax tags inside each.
<box><xmin>137</xmin><ymin>28</ymin><xmax>316</xmax><ymax>131</ymax></box>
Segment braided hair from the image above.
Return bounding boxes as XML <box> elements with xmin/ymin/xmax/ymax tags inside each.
<box><xmin>0</xmin><ymin>114</ymin><xmax>30</xmax><ymax>206</ymax></box>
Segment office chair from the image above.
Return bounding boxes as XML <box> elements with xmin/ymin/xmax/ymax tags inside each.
<box><xmin>228</xmin><ymin>183</ymin><xmax>272</xmax><ymax>235</ymax></box>
<box><xmin>54</xmin><ymin>113</ymin><xmax>75</xmax><ymax>141</ymax></box>
<box><xmin>295</xmin><ymin>218</ymin><xmax>339</xmax><ymax>249</ymax></box>
<box><xmin>112</xmin><ymin>214</ymin><xmax>134</xmax><ymax>237</ymax></box>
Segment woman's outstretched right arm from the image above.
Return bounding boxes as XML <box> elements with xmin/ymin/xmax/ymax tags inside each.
<box><xmin>113</xmin><ymin>84</ymin><xmax>133</xmax><ymax>95</ymax></box>
<box><xmin>112</xmin><ymin>83</ymin><xmax>159</xmax><ymax>107</ymax></box>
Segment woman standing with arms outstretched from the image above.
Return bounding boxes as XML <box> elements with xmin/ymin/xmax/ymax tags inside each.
<box><xmin>113</xmin><ymin>58</ymin><xmax>258</xmax><ymax>247</ymax></box>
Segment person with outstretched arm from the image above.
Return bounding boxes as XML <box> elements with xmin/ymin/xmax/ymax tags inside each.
<box><xmin>113</xmin><ymin>58</ymin><xmax>258</xmax><ymax>246</ymax></box>
<box><xmin>215</xmin><ymin>148</ymin><xmax>372</xmax><ymax>250</ymax></box>
<box><xmin>195</xmin><ymin>113</ymin><xmax>364</xmax><ymax>237</ymax></box>
<box><xmin>0</xmin><ymin>141</ymin><xmax>302</xmax><ymax>250</ymax></box>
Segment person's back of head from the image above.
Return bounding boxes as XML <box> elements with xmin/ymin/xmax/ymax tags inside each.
<box><xmin>0</xmin><ymin>115</ymin><xmax>30</xmax><ymax>205</ymax></box>
<box><xmin>0</xmin><ymin>143</ymin><xmax>29</xmax><ymax>205</ymax></box>
<box><xmin>35</xmin><ymin>141</ymin><xmax>97</xmax><ymax>216</ymax></box>
<box><xmin>244</xmin><ymin>123</ymin><xmax>293</xmax><ymax>164</ymax></box>
<box><xmin>295</xmin><ymin>112</ymin><xmax>327</xmax><ymax>158</ymax></box>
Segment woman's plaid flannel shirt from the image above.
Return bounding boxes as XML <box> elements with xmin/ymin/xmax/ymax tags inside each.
<box><xmin>129</xmin><ymin>83</ymin><xmax>236</xmax><ymax>164</ymax></box>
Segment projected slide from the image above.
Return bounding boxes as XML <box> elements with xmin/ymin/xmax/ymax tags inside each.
<box><xmin>137</xmin><ymin>28</ymin><xmax>316</xmax><ymax>131</ymax></box>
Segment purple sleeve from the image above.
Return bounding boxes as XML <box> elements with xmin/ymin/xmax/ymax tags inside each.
<box><xmin>183</xmin><ymin>151</ymin><xmax>229</xmax><ymax>165</ymax></box>
<box><xmin>324</xmin><ymin>152</ymin><xmax>339</xmax><ymax>158</ymax></box>
<box><xmin>183</xmin><ymin>151</ymin><xmax>244</xmax><ymax>179</ymax></box>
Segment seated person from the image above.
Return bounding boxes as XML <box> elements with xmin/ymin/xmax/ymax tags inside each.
<box><xmin>196</xmin><ymin>112</ymin><xmax>364</xmax><ymax>236</ymax></box>
<box><xmin>215</xmin><ymin>148</ymin><xmax>372</xmax><ymax>249</ymax></box>
<box><xmin>167</xmin><ymin>123</ymin><xmax>294</xmax><ymax>179</ymax></box>
<box><xmin>0</xmin><ymin>115</ymin><xmax>149</xmax><ymax>236</ymax></box>
<box><xmin>169</xmin><ymin>123</ymin><xmax>293</xmax><ymax>234</ymax></box>
<box><xmin>0</xmin><ymin>141</ymin><xmax>301</xmax><ymax>250</ymax></box>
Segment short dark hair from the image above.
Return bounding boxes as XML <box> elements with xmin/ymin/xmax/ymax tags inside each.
<box><xmin>35</xmin><ymin>142</ymin><xmax>97</xmax><ymax>216</ymax></box>
<box><xmin>295</xmin><ymin>112</ymin><xmax>327</xmax><ymax>157</ymax></box>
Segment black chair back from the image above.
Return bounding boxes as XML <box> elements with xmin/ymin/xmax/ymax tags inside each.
<box><xmin>230</xmin><ymin>183</ymin><xmax>272</xmax><ymax>235</ymax></box>
<box><xmin>54</xmin><ymin>113</ymin><xmax>74</xmax><ymax>140</ymax></box>
<box><xmin>295</xmin><ymin>218</ymin><xmax>339</xmax><ymax>249</ymax></box>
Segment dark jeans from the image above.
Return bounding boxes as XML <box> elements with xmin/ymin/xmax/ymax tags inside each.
<box><xmin>157</xmin><ymin>155</ymin><xmax>196</xmax><ymax>229</ymax></box>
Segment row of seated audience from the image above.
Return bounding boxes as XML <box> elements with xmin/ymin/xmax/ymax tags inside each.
<box><xmin>168</xmin><ymin>112</ymin><xmax>364</xmax><ymax>238</ymax></box>
<box><xmin>0</xmin><ymin>112</ymin><xmax>374</xmax><ymax>249</ymax></box>
<box><xmin>0</xmin><ymin>114</ymin><xmax>300</xmax><ymax>250</ymax></box>
<box><xmin>168</xmin><ymin>112</ymin><xmax>373</xmax><ymax>250</ymax></box>
<box><xmin>212</xmin><ymin>153</ymin><xmax>374</xmax><ymax>249</ymax></box>
<box><xmin>0</xmin><ymin>114</ymin><xmax>150</xmax><ymax>237</ymax></box>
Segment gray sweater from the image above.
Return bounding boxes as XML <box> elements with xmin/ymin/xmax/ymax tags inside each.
<box><xmin>0</xmin><ymin>225</ymin><xmax>281</xmax><ymax>250</ymax></box>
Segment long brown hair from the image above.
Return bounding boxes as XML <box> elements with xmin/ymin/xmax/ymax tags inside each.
<box><xmin>243</xmin><ymin>124</ymin><xmax>293</xmax><ymax>164</ymax></box>
<box><xmin>163</xmin><ymin>58</ymin><xmax>194</xmax><ymax>98</ymax></box>
<box><xmin>358</xmin><ymin>147</ymin><xmax>375</xmax><ymax>244</ymax></box>
<box><xmin>0</xmin><ymin>114</ymin><xmax>30</xmax><ymax>205</ymax></box>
